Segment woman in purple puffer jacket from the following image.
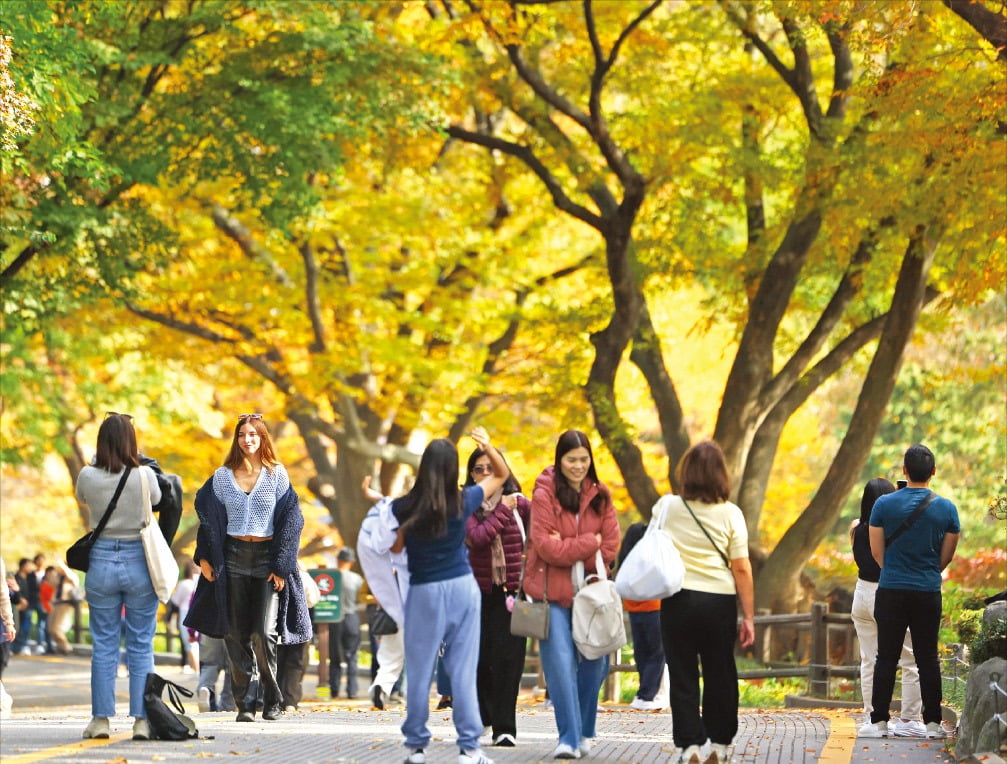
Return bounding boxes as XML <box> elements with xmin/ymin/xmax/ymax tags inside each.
<box><xmin>464</xmin><ymin>448</ymin><xmax>531</xmax><ymax>749</ymax></box>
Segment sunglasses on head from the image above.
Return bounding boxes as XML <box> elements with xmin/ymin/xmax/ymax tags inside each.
<box><xmin>239</xmin><ymin>413</ymin><xmax>263</xmax><ymax>421</ymax></box>
<box><xmin>105</xmin><ymin>411</ymin><xmax>133</xmax><ymax>420</ymax></box>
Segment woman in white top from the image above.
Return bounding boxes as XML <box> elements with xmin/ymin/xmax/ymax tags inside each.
<box><xmin>655</xmin><ymin>440</ymin><xmax>755</xmax><ymax>764</ymax></box>
<box><xmin>74</xmin><ymin>412</ymin><xmax>162</xmax><ymax>741</ymax></box>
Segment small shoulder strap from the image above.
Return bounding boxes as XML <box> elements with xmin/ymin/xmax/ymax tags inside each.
<box><xmin>681</xmin><ymin>497</ymin><xmax>731</xmax><ymax>569</ymax></box>
<box><xmin>885</xmin><ymin>491</ymin><xmax>936</xmax><ymax>546</ymax></box>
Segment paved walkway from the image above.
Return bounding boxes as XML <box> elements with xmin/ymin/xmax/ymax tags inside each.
<box><xmin>0</xmin><ymin>652</ymin><xmax>958</xmax><ymax>763</ymax></box>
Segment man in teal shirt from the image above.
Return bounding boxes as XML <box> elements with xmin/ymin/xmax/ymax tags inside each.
<box><xmin>859</xmin><ymin>444</ymin><xmax>960</xmax><ymax>740</ymax></box>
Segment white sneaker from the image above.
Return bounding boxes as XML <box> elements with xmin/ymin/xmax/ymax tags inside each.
<box><xmin>858</xmin><ymin>720</ymin><xmax>888</xmax><ymax>738</ymax></box>
<box><xmin>630</xmin><ymin>696</ymin><xmax>665</xmax><ymax>710</ymax></box>
<box><xmin>552</xmin><ymin>742</ymin><xmax>581</xmax><ymax>759</ymax></box>
<box><xmin>132</xmin><ymin>717</ymin><xmax>150</xmax><ymax>741</ymax></box>
<box><xmin>83</xmin><ymin>716</ymin><xmax>110</xmax><ymax>739</ymax></box>
<box><xmin>198</xmin><ymin>687</ymin><xmax>211</xmax><ymax>713</ymax></box>
<box><xmin>679</xmin><ymin>745</ymin><xmax>701</xmax><ymax>764</ymax></box>
<box><xmin>891</xmin><ymin>719</ymin><xmax>927</xmax><ymax>737</ymax></box>
<box><xmin>705</xmin><ymin>742</ymin><xmax>730</xmax><ymax>763</ymax></box>
<box><xmin>579</xmin><ymin>737</ymin><xmax>592</xmax><ymax>756</ymax></box>
<box><xmin>404</xmin><ymin>749</ymin><xmax>426</xmax><ymax>764</ymax></box>
<box><xmin>458</xmin><ymin>749</ymin><xmax>494</xmax><ymax>764</ymax></box>
<box><xmin>925</xmin><ymin>722</ymin><xmax>947</xmax><ymax>739</ymax></box>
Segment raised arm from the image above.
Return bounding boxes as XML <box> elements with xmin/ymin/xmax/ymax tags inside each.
<box><xmin>470</xmin><ymin>427</ymin><xmax>510</xmax><ymax>498</ymax></box>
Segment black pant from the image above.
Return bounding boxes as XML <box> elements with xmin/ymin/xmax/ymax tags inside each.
<box><xmin>224</xmin><ymin>538</ymin><xmax>281</xmax><ymax>714</ymax></box>
<box><xmin>871</xmin><ymin>587</ymin><xmax>943</xmax><ymax>725</ymax></box>
<box><xmin>661</xmin><ymin>589</ymin><xmax>739</xmax><ymax>749</ymax></box>
<box><xmin>328</xmin><ymin>612</ymin><xmax>361</xmax><ymax>698</ymax></box>
<box><xmin>477</xmin><ymin>586</ymin><xmax>528</xmax><ymax>738</ymax></box>
<box><xmin>276</xmin><ymin>641</ymin><xmax>309</xmax><ymax>708</ymax></box>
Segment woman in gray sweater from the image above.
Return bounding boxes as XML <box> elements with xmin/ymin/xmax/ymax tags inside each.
<box><xmin>74</xmin><ymin>413</ymin><xmax>162</xmax><ymax>741</ymax></box>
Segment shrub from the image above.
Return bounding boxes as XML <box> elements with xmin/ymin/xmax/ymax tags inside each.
<box><xmin>969</xmin><ymin>615</ymin><xmax>1007</xmax><ymax>665</ymax></box>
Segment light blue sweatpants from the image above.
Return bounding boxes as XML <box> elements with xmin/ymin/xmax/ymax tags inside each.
<box><xmin>401</xmin><ymin>574</ymin><xmax>482</xmax><ymax>752</ymax></box>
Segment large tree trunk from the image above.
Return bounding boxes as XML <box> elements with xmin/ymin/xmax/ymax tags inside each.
<box><xmin>756</xmin><ymin>229</ymin><xmax>940</xmax><ymax>611</ymax></box>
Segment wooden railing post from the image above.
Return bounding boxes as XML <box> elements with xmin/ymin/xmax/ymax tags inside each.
<box><xmin>809</xmin><ymin>602</ymin><xmax>829</xmax><ymax>698</ymax></box>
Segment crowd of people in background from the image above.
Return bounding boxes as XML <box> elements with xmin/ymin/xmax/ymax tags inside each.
<box><xmin>2</xmin><ymin>419</ymin><xmax>960</xmax><ymax>764</ymax></box>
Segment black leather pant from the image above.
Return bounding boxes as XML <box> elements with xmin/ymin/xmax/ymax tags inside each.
<box><xmin>224</xmin><ymin>537</ymin><xmax>281</xmax><ymax>714</ymax></box>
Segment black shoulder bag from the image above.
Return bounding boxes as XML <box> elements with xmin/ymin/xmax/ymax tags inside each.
<box><xmin>681</xmin><ymin>497</ymin><xmax>731</xmax><ymax>569</ymax></box>
<box><xmin>66</xmin><ymin>468</ymin><xmax>131</xmax><ymax>572</ymax></box>
<box><xmin>884</xmin><ymin>490</ymin><xmax>936</xmax><ymax>546</ymax></box>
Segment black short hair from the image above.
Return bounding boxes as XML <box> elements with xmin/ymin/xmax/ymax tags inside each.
<box><xmin>904</xmin><ymin>444</ymin><xmax>935</xmax><ymax>483</ymax></box>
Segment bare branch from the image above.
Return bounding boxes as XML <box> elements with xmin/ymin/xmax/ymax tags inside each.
<box><xmin>445</xmin><ymin>124</ymin><xmax>605</xmax><ymax>229</ymax></box>
<box><xmin>208</xmin><ymin>202</ymin><xmax>293</xmax><ymax>287</ymax></box>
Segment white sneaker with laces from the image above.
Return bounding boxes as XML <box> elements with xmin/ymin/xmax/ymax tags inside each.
<box><xmin>925</xmin><ymin>722</ymin><xmax>947</xmax><ymax>739</ymax></box>
<box><xmin>891</xmin><ymin>719</ymin><xmax>927</xmax><ymax>737</ymax></box>
<box><xmin>458</xmin><ymin>748</ymin><xmax>494</xmax><ymax>764</ymax></box>
<box><xmin>552</xmin><ymin>742</ymin><xmax>581</xmax><ymax>759</ymax></box>
<box><xmin>705</xmin><ymin>742</ymin><xmax>730</xmax><ymax>763</ymax></box>
<box><xmin>198</xmin><ymin>686</ymin><xmax>211</xmax><ymax>713</ymax></box>
<box><xmin>858</xmin><ymin>720</ymin><xmax>888</xmax><ymax>738</ymax></box>
<box><xmin>404</xmin><ymin>749</ymin><xmax>426</xmax><ymax>764</ymax></box>
<box><xmin>579</xmin><ymin>737</ymin><xmax>592</xmax><ymax>756</ymax></box>
<box><xmin>679</xmin><ymin>744</ymin><xmax>702</xmax><ymax>764</ymax></box>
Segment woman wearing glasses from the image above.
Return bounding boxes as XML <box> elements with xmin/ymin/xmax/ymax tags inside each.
<box><xmin>185</xmin><ymin>414</ymin><xmax>312</xmax><ymax>722</ymax></box>
<box><xmin>74</xmin><ymin>412</ymin><xmax>162</xmax><ymax>741</ymax></box>
<box><xmin>463</xmin><ymin>447</ymin><xmax>530</xmax><ymax>748</ymax></box>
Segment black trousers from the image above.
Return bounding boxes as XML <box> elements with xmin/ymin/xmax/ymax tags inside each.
<box><xmin>276</xmin><ymin>641</ymin><xmax>309</xmax><ymax>708</ymax></box>
<box><xmin>477</xmin><ymin>586</ymin><xmax>528</xmax><ymax>738</ymax></box>
<box><xmin>224</xmin><ymin>538</ymin><xmax>281</xmax><ymax>714</ymax></box>
<box><xmin>871</xmin><ymin>587</ymin><xmax>943</xmax><ymax>725</ymax></box>
<box><xmin>661</xmin><ymin>589</ymin><xmax>740</xmax><ymax>749</ymax></box>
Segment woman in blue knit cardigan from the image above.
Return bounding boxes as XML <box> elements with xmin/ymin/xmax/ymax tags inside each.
<box><xmin>184</xmin><ymin>414</ymin><xmax>311</xmax><ymax>723</ymax></box>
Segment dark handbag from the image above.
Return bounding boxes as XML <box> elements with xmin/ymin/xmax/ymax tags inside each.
<box><xmin>66</xmin><ymin>468</ymin><xmax>132</xmax><ymax>572</ymax></box>
<box><xmin>143</xmin><ymin>672</ymin><xmax>198</xmax><ymax>740</ymax></box>
<box><xmin>369</xmin><ymin>606</ymin><xmax>398</xmax><ymax>636</ymax></box>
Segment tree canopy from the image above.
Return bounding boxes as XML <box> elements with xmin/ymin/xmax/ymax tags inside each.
<box><xmin>2</xmin><ymin>0</ymin><xmax>1004</xmax><ymax>609</ymax></box>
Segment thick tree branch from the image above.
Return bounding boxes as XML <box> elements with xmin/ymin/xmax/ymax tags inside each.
<box><xmin>299</xmin><ymin>239</ymin><xmax>327</xmax><ymax>353</ymax></box>
<box><xmin>943</xmin><ymin>0</ymin><xmax>1007</xmax><ymax>61</ymax></box>
<box><xmin>445</xmin><ymin>125</ymin><xmax>605</xmax><ymax>229</ymax></box>
<box><xmin>208</xmin><ymin>203</ymin><xmax>293</xmax><ymax>286</ymax></box>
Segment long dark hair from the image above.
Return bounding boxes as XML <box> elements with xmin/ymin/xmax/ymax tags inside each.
<box><xmin>858</xmin><ymin>477</ymin><xmax>896</xmax><ymax>525</ymax></box>
<box><xmin>223</xmin><ymin>415</ymin><xmax>281</xmax><ymax>473</ymax></box>
<box><xmin>553</xmin><ymin>429</ymin><xmax>608</xmax><ymax>515</ymax></box>
<box><xmin>94</xmin><ymin>414</ymin><xmax>140</xmax><ymax>473</ymax></box>
<box><xmin>397</xmin><ymin>438</ymin><xmax>462</xmax><ymax>539</ymax></box>
<box><xmin>463</xmin><ymin>447</ymin><xmax>522</xmax><ymax>494</ymax></box>
<box><xmin>676</xmin><ymin>440</ymin><xmax>730</xmax><ymax>503</ymax></box>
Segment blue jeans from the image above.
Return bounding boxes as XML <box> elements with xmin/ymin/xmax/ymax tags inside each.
<box><xmin>85</xmin><ymin>538</ymin><xmax>158</xmax><ymax>718</ymax></box>
<box><xmin>402</xmin><ymin>575</ymin><xmax>482</xmax><ymax>752</ymax></box>
<box><xmin>539</xmin><ymin>603</ymin><xmax>609</xmax><ymax>749</ymax></box>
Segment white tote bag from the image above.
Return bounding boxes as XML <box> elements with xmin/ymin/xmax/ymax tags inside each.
<box><xmin>572</xmin><ymin>549</ymin><xmax>627</xmax><ymax>660</ymax></box>
<box><xmin>615</xmin><ymin>495</ymin><xmax>685</xmax><ymax>601</ymax></box>
<box><xmin>140</xmin><ymin>468</ymin><xmax>179</xmax><ymax>603</ymax></box>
